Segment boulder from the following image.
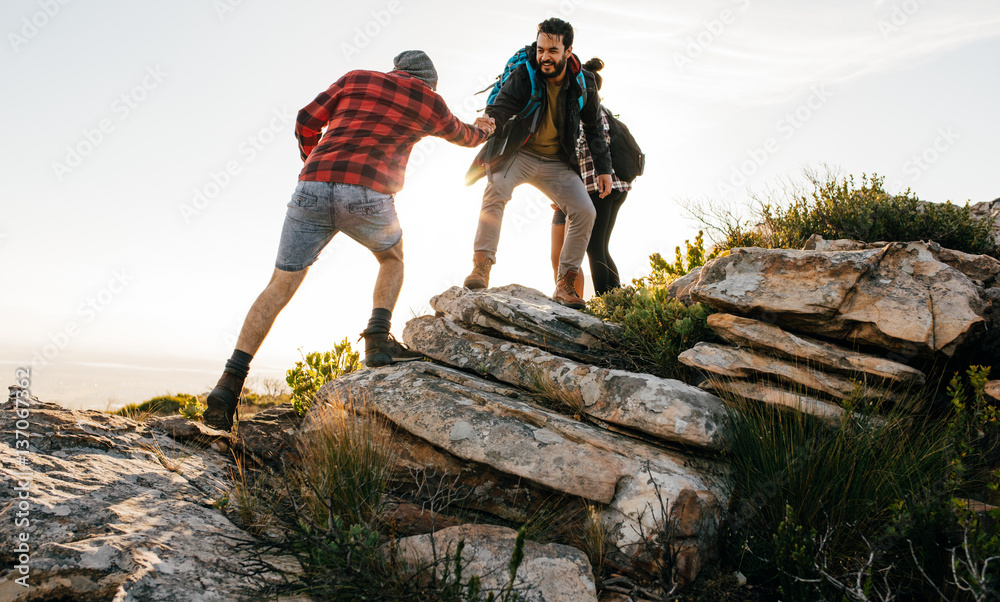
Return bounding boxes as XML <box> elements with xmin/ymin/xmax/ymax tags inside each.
<box><xmin>233</xmin><ymin>403</ymin><xmax>301</xmax><ymax>468</ymax></box>
<box><xmin>315</xmin><ymin>362</ymin><xmax>726</xmax><ymax>574</ymax></box>
<box><xmin>429</xmin><ymin>285</ymin><xmax>622</xmax><ymax>364</ymax></box>
<box><xmin>706</xmin><ymin>313</ymin><xmax>926</xmax><ymax>385</ymax></box>
<box><xmin>147</xmin><ymin>415</ymin><xmax>231</xmax><ymax>454</ymax></box>
<box><xmin>0</xmin><ymin>389</ymin><xmax>288</xmax><ymax>601</ymax></box>
<box><xmin>666</xmin><ymin>266</ymin><xmax>703</xmax><ymax>305</ymax></box>
<box><xmin>969</xmin><ymin>198</ymin><xmax>1000</xmax><ymax>251</ymax></box>
<box><xmin>393</xmin><ymin>524</ymin><xmax>597</xmax><ymax>602</ymax></box>
<box><xmin>986</xmin><ymin>380</ymin><xmax>1000</xmax><ymax>403</ymax></box>
<box><xmin>691</xmin><ymin>243</ymin><xmax>989</xmax><ymax>356</ymax></box>
<box><xmin>403</xmin><ymin>315</ymin><xmax>727</xmax><ymax>451</ymax></box>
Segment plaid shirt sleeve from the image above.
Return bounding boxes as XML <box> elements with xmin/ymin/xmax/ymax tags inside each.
<box><xmin>295</xmin><ymin>71</ymin><xmax>489</xmax><ymax>193</ymax></box>
<box><xmin>296</xmin><ymin>77</ymin><xmax>345</xmax><ymax>162</ymax></box>
<box><xmin>577</xmin><ymin>109</ymin><xmax>632</xmax><ymax>193</ymax></box>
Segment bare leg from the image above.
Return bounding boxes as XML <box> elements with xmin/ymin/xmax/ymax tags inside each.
<box><xmin>372</xmin><ymin>240</ymin><xmax>404</xmax><ymax>312</ymax></box>
<box><xmin>235</xmin><ymin>267</ymin><xmax>308</xmax><ymax>355</ymax></box>
<box><xmin>550</xmin><ymin>222</ymin><xmax>565</xmax><ymax>281</ymax></box>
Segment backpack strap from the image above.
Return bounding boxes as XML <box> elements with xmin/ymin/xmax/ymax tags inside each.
<box><xmin>516</xmin><ymin>62</ymin><xmax>542</xmax><ymax>119</ymax></box>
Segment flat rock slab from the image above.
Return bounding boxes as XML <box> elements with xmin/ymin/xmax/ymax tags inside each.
<box><xmin>702</xmin><ymin>379</ymin><xmax>845</xmax><ymax>425</ymax></box>
<box><xmin>679</xmin><ymin>342</ymin><xmax>909</xmax><ymax>403</ymax></box>
<box><xmin>394</xmin><ymin>524</ymin><xmax>597</xmax><ymax>602</ymax></box>
<box><xmin>316</xmin><ymin>362</ymin><xmax>727</xmax><ymax>557</ymax></box>
<box><xmin>0</xmin><ymin>391</ymin><xmax>286</xmax><ymax>601</ymax></box>
<box><xmin>707</xmin><ymin>313</ymin><xmax>926</xmax><ymax>386</ymax></box>
<box><xmin>430</xmin><ymin>285</ymin><xmax>622</xmax><ymax>363</ymax></box>
<box><xmin>691</xmin><ymin>243</ymin><xmax>988</xmax><ymax>356</ymax></box>
<box><xmin>404</xmin><ymin>315</ymin><xmax>726</xmax><ymax>451</ymax></box>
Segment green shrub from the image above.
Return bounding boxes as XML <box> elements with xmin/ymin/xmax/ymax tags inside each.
<box><xmin>701</xmin><ymin>173</ymin><xmax>996</xmax><ymax>257</ymax></box>
<box><xmin>588</xmin><ymin>285</ymin><xmax>715</xmax><ymax>381</ymax></box>
<box><xmin>637</xmin><ymin>230</ymin><xmax>722</xmax><ymax>288</ymax></box>
<box><xmin>286</xmin><ymin>338</ymin><xmax>361</xmax><ymax>416</ymax></box>
<box><xmin>178</xmin><ymin>394</ymin><xmax>204</xmax><ymax>419</ymax></box>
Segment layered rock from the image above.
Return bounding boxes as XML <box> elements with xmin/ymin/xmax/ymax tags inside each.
<box><xmin>403</xmin><ymin>315</ymin><xmax>727</xmax><ymax>451</ymax></box>
<box><xmin>430</xmin><ymin>285</ymin><xmax>622</xmax><ymax>364</ymax></box>
<box><xmin>673</xmin><ymin>237</ymin><xmax>1000</xmax><ymax>419</ymax></box>
<box><xmin>0</xmin><ymin>388</ymin><xmax>289</xmax><ymax>601</ymax></box>
<box><xmin>393</xmin><ymin>524</ymin><xmax>597</xmax><ymax>602</ymax></box>
<box><xmin>704</xmin><ymin>313</ymin><xmax>926</xmax><ymax>386</ymax></box>
<box><xmin>316</xmin><ymin>361</ymin><xmax>726</xmax><ymax>578</ymax></box>
<box><xmin>689</xmin><ymin>242</ymin><xmax>991</xmax><ymax>356</ymax></box>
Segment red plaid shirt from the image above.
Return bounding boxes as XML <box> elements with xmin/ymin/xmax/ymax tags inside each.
<box><xmin>296</xmin><ymin>70</ymin><xmax>488</xmax><ymax>193</ymax></box>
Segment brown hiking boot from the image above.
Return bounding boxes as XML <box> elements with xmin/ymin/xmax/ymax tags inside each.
<box><xmin>553</xmin><ymin>269</ymin><xmax>586</xmax><ymax>309</ymax></box>
<box><xmin>362</xmin><ymin>330</ymin><xmax>424</xmax><ymax>368</ymax></box>
<box><xmin>463</xmin><ymin>251</ymin><xmax>494</xmax><ymax>290</ymax></box>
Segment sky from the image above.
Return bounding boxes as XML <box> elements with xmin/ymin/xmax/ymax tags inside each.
<box><xmin>3</xmin><ymin>0</ymin><xmax>1000</xmax><ymax>408</ymax></box>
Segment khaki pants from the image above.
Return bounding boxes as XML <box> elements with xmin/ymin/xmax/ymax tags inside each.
<box><xmin>473</xmin><ymin>151</ymin><xmax>595</xmax><ymax>275</ymax></box>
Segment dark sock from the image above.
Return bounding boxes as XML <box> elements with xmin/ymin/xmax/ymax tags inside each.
<box><xmin>223</xmin><ymin>349</ymin><xmax>253</xmax><ymax>381</ymax></box>
<box><xmin>366</xmin><ymin>308</ymin><xmax>392</xmax><ymax>335</ymax></box>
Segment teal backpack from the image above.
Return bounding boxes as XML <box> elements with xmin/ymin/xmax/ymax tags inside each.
<box><xmin>480</xmin><ymin>45</ymin><xmax>587</xmax><ymax>117</ymax></box>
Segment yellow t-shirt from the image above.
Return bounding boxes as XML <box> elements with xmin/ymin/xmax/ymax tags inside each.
<box><xmin>525</xmin><ymin>80</ymin><xmax>563</xmax><ymax>157</ymax></box>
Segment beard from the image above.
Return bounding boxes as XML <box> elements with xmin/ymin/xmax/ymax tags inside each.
<box><xmin>538</xmin><ymin>56</ymin><xmax>568</xmax><ymax>79</ymax></box>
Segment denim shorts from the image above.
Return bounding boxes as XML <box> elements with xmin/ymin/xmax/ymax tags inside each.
<box><xmin>275</xmin><ymin>181</ymin><xmax>402</xmax><ymax>271</ymax></box>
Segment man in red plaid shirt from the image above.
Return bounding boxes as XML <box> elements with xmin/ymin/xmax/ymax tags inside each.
<box><xmin>204</xmin><ymin>50</ymin><xmax>495</xmax><ymax>432</ymax></box>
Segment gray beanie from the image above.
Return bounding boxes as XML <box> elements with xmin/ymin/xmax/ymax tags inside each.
<box><xmin>392</xmin><ymin>50</ymin><xmax>438</xmax><ymax>91</ymax></box>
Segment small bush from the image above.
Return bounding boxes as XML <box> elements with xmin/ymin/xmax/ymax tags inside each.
<box><xmin>637</xmin><ymin>230</ymin><xmax>722</xmax><ymax>288</ymax></box>
<box><xmin>179</xmin><ymin>394</ymin><xmax>204</xmax><ymax>419</ymax></box>
<box><xmin>588</xmin><ymin>285</ymin><xmax>715</xmax><ymax>381</ymax></box>
<box><xmin>286</xmin><ymin>338</ymin><xmax>361</xmax><ymax>415</ymax></box>
<box><xmin>695</xmin><ymin>172</ymin><xmax>996</xmax><ymax>257</ymax></box>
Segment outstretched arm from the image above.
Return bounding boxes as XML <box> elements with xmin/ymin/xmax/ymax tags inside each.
<box><xmin>296</xmin><ymin>77</ymin><xmax>345</xmax><ymax>161</ymax></box>
<box><xmin>430</xmin><ymin>96</ymin><xmax>494</xmax><ymax>147</ymax></box>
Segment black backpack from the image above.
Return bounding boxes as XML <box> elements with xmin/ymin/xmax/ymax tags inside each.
<box><xmin>603</xmin><ymin>107</ymin><xmax>644</xmax><ymax>183</ymax></box>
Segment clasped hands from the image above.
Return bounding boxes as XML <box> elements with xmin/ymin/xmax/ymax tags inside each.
<box><xmin>473</xmin><ymin>115</ymin><xmax>496</xmax><ymax>135</ymax></box>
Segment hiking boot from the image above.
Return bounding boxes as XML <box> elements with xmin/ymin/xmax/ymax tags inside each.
<box><xmin>203</xmin><ymin>372</ymin><xmax>243</xmax><ymax>432</ymax></box>
<box><xmin>362</xmin><ymin>330</ymin><xmax>424</xmax><ymax>368</ymax></box>
<box><xmin>463</xmin><ymin>252</ymin><xmax>494</xmax><ymax>290</ymax></box>
<box><xmin>553</xmin><ymin>269</ymin><xmax>586</xmax><ymax>310</ymax></box>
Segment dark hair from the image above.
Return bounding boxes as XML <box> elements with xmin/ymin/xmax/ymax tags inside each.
<box><xmin>537</xmin><ymin>17</ymin><xmax>574</xmax><ymax>49</ymax></box>
<box><xmin>583</xmin><ymin>57</ymin><xmax>604</xmax><ymax>90</ymax></box>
